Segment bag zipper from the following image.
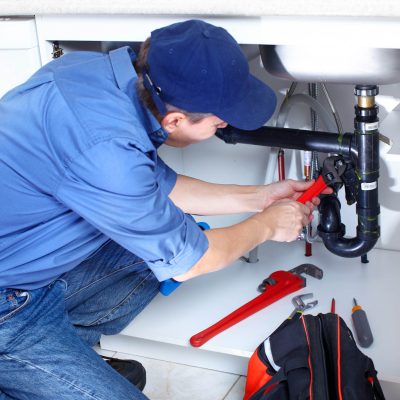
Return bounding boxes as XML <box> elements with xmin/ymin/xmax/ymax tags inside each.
<box><xmin>303</xmin><ymin>315</ymin><xmax>330</xmax><ymax>400</ymax></box>
<box><xmin>317</xmin><ymin>316</ymin><xmax>330</xmax><ymax>400</ymax></box>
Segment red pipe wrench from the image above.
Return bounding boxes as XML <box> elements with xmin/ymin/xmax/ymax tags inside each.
<box><xmin>296</xmin><ymin>155</ymin><xmax>346</xmax><ymax>204</ymax></box>
<box><xmin>190</xmin><ymin>264</ymin><xmax>323</xmax><ymax>347</ymax></box>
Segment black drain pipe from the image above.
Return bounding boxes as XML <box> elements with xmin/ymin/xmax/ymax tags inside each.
<box><xmin>216</xmin><ymin>84</ymin><xmax>380</xmax><ymax>258</ymax></box>
<box><xmin>216</xmin><ymin>125</ymin><xmax>354</xmax><ymax>157</ymax></box>
<box><xmin>317</xmin><ymin>86</ymin><xmax>380</xmax><ymax>257</ymax></box>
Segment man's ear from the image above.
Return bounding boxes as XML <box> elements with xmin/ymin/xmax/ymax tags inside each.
<box><xmin>161</xmin><ymin>112</ymin><xmax>187</xmax><ymax>133</ymax></box>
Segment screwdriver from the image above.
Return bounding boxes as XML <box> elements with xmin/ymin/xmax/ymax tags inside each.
<box><xmin>331</xmin><ymin>298</ymin><xmax>335</xmax><ymax>314</ymax></box>
<box><xmin>352</xmin><ymin>298</ymin><xmax>373</xmax><ymax>348</ymax></box>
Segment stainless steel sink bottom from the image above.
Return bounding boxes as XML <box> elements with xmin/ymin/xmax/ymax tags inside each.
<box><xmin>260</xmin><ymin>45</ymin><xmax>400</xmax><ymax>85</ymax></box>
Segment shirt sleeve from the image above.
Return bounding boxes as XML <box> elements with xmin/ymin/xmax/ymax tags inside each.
<box><xmin>154</xmin><ymin>155</ymin><xmax>177</xmax><ymax>196</ymax></box>
<box><xmin>55</xmin><ymin>138</ymin><xmax>208</xmax><ymax>281</ymax></box>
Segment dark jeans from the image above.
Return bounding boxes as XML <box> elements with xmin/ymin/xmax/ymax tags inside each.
<box><xmin>0</xmin><ymin>240</ymin><xmax>160</xmax><ymax>399</ymax></box>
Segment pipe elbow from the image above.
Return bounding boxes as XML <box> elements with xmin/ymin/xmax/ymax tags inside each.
<box><xmin>317</xmin><ymin>195</ymin><xmax>379</xmax><ymax>258</ymax></box>
<box><xmin>320</xmin><ymin>234</ymin><xmax>378</xmax><ymax>258</ymax></box>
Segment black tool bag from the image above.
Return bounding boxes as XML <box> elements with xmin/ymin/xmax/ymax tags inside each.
<box><xmin>244</xmin><ymin>313</ymin><xmax>385</xmax><ymax>400</ymax></box>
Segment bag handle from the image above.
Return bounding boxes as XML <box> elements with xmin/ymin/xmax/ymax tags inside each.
<box><xmin>366</xmin><ymin>369</ymin><xmax>386</xmax><ymax>400</ymax></box>
<box><xmin>249</xmin><ymin>357</ymin><xmax>310</xmax><ymax>400</ymax></box>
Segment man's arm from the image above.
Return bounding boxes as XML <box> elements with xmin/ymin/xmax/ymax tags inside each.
<box><xmin>168</xmin><ymin>174</ymin><xmax>265</xmax><ymax>215</ymax></box>
<box><xmin>169</xmin><ymin>174</ymin><xmax>325</xmax><ymax>216</ymax></box>
<box><xmin>173</xmin><ymin>198</ymin><xmax>312</xmax><ymax>281</ymax></box>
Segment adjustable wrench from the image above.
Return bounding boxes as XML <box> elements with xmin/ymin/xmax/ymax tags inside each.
<box><xmin>189</xmin><ymin>264</ymin><xmax>323</xmax><ymax>347</ymax></box>
<box><xmin>296</xmin><ymin>155</ymin><xmax>347</xmax><ymax>204</ymax></box>
<box><xmin>288</xmin><ymin>293</ymin><xmax>318</xmax><ymax>319</ymax></box>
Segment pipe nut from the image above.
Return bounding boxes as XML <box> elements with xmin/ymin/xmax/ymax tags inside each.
<box><xmin>354</xmin><ymin>86</ymin><xmax>379</xmax><ymax>97</ymax></box>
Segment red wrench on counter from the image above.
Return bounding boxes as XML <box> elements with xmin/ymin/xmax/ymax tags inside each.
<box><xmin>296</xmin><ymin>155</ymin><xmax>347</xmax><ymax>204</ymax></box>
<box><xmin>190</xmin><ymin>264</ymin><xmax>323</xmax><ymax>347</ymax></box>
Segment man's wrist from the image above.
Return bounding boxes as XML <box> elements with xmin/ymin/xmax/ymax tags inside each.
<box><xmin>249</xmin><ymin>213</ymin><xmax>272</xmax><ymax>243</ymax></box>
<box><xmin>253</xmin><ymin>185</ymin><xmax>271</xmax><ymax>211</ymax></box>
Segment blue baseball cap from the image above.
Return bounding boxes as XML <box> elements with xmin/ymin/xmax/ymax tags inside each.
<box><xmin>143</xmin><ymin>19</ymin><xmax>276</xmax><ymax>131</ymax></box>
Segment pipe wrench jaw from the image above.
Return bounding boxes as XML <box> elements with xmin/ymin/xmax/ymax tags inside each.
<box><xmin>257</xmin><ymin>277</ymin><xmax>276</xmax><ymax>293</ymax></box>
<box><xmin>258</xmin><ymin>264</ymin><xmax>322</xmax><ymax>294</ymax></box>
<box><xmin>289</xmin><ymin>263</ymin><xmax>324</xmax><ymax>280</ymax></box>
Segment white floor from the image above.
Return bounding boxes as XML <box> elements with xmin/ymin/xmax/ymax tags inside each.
<box><xmin>95</xmin><ymin>347</ymin><xmax>246</xmax><ymax>400</ymax></box>
<box><xmin>95</xmin><ymin>345</ymin><xmax>400</xmax><ymax>400</ymax></box>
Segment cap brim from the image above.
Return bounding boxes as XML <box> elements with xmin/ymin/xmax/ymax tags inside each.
<box><xmin>217</xmin><ymin>75</ymin><xmax>277</xmax><ymax>131</ymax></box>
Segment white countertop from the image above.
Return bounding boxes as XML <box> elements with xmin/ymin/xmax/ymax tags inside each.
<box><xmin>101</xmin><ymin>241</ymin><xmax>400</xmax><ymax>383</ymax></box>
<box><xmin>1</xmin><ymin>0</ymin><xmax>400</xmax><ymax>18</ymax></box>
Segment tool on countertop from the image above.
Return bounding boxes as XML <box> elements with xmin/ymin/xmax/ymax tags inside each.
<box><xmin>255</xmin><ymin>293</ymin><xmax>319</xmax><ymax>386</ymax></box>
<box><xmin>189</xmin><ymin>263</ymin><xmax>323</xmax><ymax>347</ymax></box>
<box><xmin>296</xmin><ymin>155</ymin><xmax>347</xmax><ymax>204</ymax></box>
<box><xmin>288</xmin><ymin>293</ymin><xmax>318</xmax><ymax>319</ymax></box>
<box><xmin>352</xmin><ymin>298</ymin><xmax>374</xmax><ymax>348</ymax></box>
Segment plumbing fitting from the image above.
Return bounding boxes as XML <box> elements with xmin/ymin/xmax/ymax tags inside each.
<box><xmin>318</xmin><ymin>85</ymin><xmax>380</xmax><ymax>257</ymax></box>
<box><xmin>355</xmin><ymin>85</ymin><xmax>378</xmax><ymax>108</ymax></box>
<box><xmin>216</xmin><ymin>84</ymin><xmax>381</xmax><ymax>258</ymax></box>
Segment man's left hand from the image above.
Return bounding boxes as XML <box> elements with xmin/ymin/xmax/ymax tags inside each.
<box><xmin>261</xmin><ymin>179</ymin><xmax>333</xmax><ymax>210</ymax></box>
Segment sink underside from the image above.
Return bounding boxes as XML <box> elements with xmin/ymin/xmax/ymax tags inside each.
<box><xmin>260</xmin><ymin>45</ymin><xmax>400</xmax><ymax>85</ymax></box>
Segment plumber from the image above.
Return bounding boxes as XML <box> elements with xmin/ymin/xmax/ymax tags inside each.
<box><xmin>0</xmin><ymin>19</ymin><xmax>324</xmax><ymax>400</ymax></box>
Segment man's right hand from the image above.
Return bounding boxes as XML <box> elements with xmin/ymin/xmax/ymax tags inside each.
<box><xmin>252</xmin><ymin>199</ymin><xmax>312</xmax><ymax>243</ymax></box>
<box><xmin>173</xmin><ymin>198</ymin><xmax>312</xmax><ymax>282</ymax></box>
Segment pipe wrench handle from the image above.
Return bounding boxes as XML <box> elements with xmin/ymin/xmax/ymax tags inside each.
<box><xmin>189</xmin><ymin>271</ymin><xmax>305</xmax><ymax>347</ymax></box>
<box><xmin>296</xmin><ymin>175</ymin><xmax>327</xmax><ymax>204</ymax></box>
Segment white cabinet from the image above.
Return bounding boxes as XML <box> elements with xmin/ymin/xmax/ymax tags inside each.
<box><xmin>0</xmin><ymin>17</ymin><xmax>41</xmax><ymax>98</ymax></box>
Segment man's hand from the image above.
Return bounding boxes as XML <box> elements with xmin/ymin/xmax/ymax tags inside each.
<box><xmin>261</xmin><ymin>179</ymin><xmax>333</xmax><ymax>209</ymax></box>
<box><xmin>253</xmin><ymin>199</ymin><xmax>312</xmax><ymax>242</ymax></box>
<box><xmin>172</xmin><ymin>177</ymin><xmax>333</xmax><ymax>282</ymax></box>
<box><xmin>169</xmin><ymin>176</ymin><xmax>332</xmax><ymax>217</ymax></box>
<box><xmin>174</xmin><ymin>196</ymin><xmax>312</xmax><ymax>281</ymax></box>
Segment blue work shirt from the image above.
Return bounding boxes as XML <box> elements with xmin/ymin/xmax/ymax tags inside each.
<box><xmin>0</xmin><ymin>46</ymin><xmax>208</xmax><ymax>289</ymax></box>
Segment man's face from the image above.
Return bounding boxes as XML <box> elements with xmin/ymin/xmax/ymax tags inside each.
<box><xmin>164</xmin><ymin>115</ymin><xmax>228</xmax><ymax>148</ymax></box>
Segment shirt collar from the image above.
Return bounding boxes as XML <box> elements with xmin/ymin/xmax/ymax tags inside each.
<box><xmin>144</xmin><ymin>108</ymin><xmax>169</xmax><ymax>148</ymax></box>
<box><xmin>109</xmin><ymin>46</ymin><xmax>137</xmax><ymax>94</ymax></box>
<box><xmin>109</xmin><ymin>46</ymin><xmax>169</xmax><ymax>148</ymax></box>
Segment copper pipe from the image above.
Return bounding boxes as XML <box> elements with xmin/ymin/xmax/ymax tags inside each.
<box><xmin>277</xmin><ymin>149</ymin><xmax>285</xmax><ymax>181</ymax></box>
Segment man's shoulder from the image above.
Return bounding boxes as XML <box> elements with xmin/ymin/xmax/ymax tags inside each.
<box><xmin>49</xmin><ymin>53</ymin><xmax>153</xmax><ymax>151</ymax></box>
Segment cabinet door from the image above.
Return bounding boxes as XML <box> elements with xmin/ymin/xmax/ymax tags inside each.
<box><xmin>0</xmin><ymin>17</ymin><xmax>41</xmax><ymax>97</ymax></box>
